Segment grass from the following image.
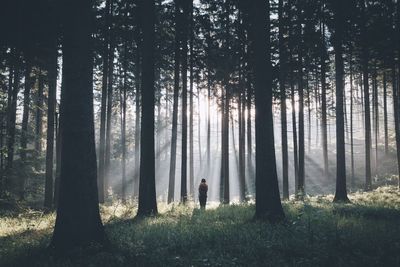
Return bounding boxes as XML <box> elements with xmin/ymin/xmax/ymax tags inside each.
<box><xmin>1</xmin><ymin>186</ymin><xmax>400</xmax><ymax>266</ymax></box>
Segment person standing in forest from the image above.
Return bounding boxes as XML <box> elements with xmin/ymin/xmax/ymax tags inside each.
<box><xmin>198</xmin><ymin>178</ymin><xmax>208</xmax><ymax>210</ymax></box>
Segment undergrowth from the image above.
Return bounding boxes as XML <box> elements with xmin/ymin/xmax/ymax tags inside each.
<box><xmin>1</xmin><ymin>186</ymin><xmax>399</xmax><ymax>266</ymax></box>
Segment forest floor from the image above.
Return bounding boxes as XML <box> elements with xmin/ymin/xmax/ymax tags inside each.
<box><xmin>1</xmin><ymin>186</ymin><xmax>400</xmax><ymax>267</ymax></box>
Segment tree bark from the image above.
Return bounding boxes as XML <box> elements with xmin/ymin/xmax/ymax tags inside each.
<box><xmin>180</xmin><ymin>0</ymin><xmax>189</xmax><ymax>204</ymax></box>
<box><xmin>6</xmin><ymin>50</ymin><xmax>20</xmax><ymax>171</ymax></box>
<box><xmin>279</xmin><ymin>0</ymin><xmax>289</xmax><ymax>200</ymax></box>
<box><xmin>44</xmin><ymin>42</ymin><xmax>58</xmax><ymax>209</ymax></box>
<box><xmin>249</xmin><ymin>0</ymin><xmax>285</xmax><ymax>222</ymax></box>
<box><xmin>168</xmin><ymin>0</ymin><xmax>181</xmax><ymax>204</ymax></box>
<box><xmin>320</xmin><ymin>1</ymin><xmax>329</xmax><ymax>180</ymax></box>
<box><xmin>19</xmin><ymin>59</ymin><xmax>33</xmax><ymax>199</ymax></box>
<box><xmin>98</xmin><ymin>0</ymin><xmax>112</xmax><ymax>204</ymax></box>
<box><xmin>333</xmin><ymin>0</ymin><xmax>349</xmax><ymax>202</ymax></box>
<box><xmin>51</xmin><ymin>0</ymin><xmax>107</xmax><ymax>251</ymax></box>
<box><xmin>361</xmin><ymin>0</ymin><xmax>372</xmax><ymax>190</ymax></box>
<box><xmin>137</xmin><ymin>0</ymin><xmax>158</xmax><ymax>216</ymax></box>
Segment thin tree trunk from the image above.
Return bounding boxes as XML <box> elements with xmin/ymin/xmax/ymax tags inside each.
<box><xmin>98</xmin><ymin>0</ymin><xmax>112</xmax><ymax>204</ymax></box>
<box><xmin>320</xmin><ymin>2</ymin><xmax>329</xmax><ymax>180</ymax></box>
<box><xmin>383</xmin><ymin>71</ymin><xmax>388</xmax><ymax>155</ymax></box>
<box><xmin>134</xmin><ymin>34</ymin><xmax>141</xmax><ymax>199</ymax></box>
<box><xmin>189</xmin><ymin>0</ymin><xmax>194</xmax><ymax>199</ymax></box>
<box><xmin>279</xmin><ymin>0</ymin><xmax>289</xmax><ymax>200</ymax></box>
<box><xmin>104</xmin><ymin>39</ymin><xmax>115</xmax><ymax>200</ymax></box>
<box><xmin>168</xmin><ymin>0</ymin><xmax>180</xmax><ymax>204</ymax></box>
<box><xmin>361</xmin><ymin>1</ymin><xmax>372</xmax><ymax>190</ymax></box>
<box><xmin>121</xmin><ymin>39</ymin><xmax>128</xmax><ymax>203</ymax></box>
<box><xmin>20</xmin><ymin>60</ymin><xmax>32</xmax><ymax>163</ymax></box>
<box><xmin>180</xmin><ymin>0</ymin><xmax>189</xmax><ymax>204</ymax></box>
<box><xmin>19</xmin><ymin>59</ymin><xmax>33</xmax><ymax>199</ymax></box>
<box><xmin>44</xmin><ymin>42</ymin><xmax>58</xmax><ymax>209</ymax></box>
<box><xmin>7</xmin><ymin>52</ymin><xmax>20</xmax><ymax>171</ymax></box>
<box><xmin>297</xmin><ymin>5</ymin><xmax>305</xmax><ymax>197</ymax></box>
<box><xmin>350</xmin><ymin>48</ymin><xmax>355</xmax><ymax>187</ymax></box>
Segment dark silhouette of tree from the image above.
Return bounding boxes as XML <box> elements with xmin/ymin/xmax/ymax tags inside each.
<box><xmin>168</xmin><ymin>0</ymin><xmax>181</xmax><ymax>204</ymax></box>
<box><xmin>248</xmin><ymin>0</ymin><xmax>285</xmax><ymax>222</ymax></box>
<box><xmin>137</xmin><ymin>0</ymin><xmax>158</xmax><ymax>216</ymax></box>
<box><xmin>332</xmin><ymin>0</ymin><xmax>349</xmax><ymax>203</ymax></box>
<box><xmin>51</xmin><ymin>0</ymin><xmax>107</xmax><ymax>251</ymax></box>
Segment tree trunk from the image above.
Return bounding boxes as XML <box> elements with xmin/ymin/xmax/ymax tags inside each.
<box><xmin>35</xmin><ymin>70</ymin><xmax>44</xmax><ymax>166</ymax></box>
<box><xmin>168</xmin><ymin>0</ymin><xmax>180</xmax><ymax>204</ymax></box>
<box><xmin>320</xmin><ymin>1</ymin><xmax>329</xmax><ymax>180</ymax></box>
<box><xmin>121</xmin><ymin>39</ymin><xmax>128</xmax><ymax>203</ymax></box>
<box><xmin>372</xmin><ymin>65</ymin><xmax>378</xmax><ymax>175</ymax></box>
<box><xmin>44</xmin><ymin>42</ymin><xmax>58</xmax><ymax>209</ymax></box>
<box><xmin>333</xmin><ymin>0</ymin><xmax>349</xmax><ymax>202</ymax></box>
<box><xmin>133</xmin><ymin>32</ymin><xmax>141</xmax><ymax>199</ymax></box>
<box><xmin>20</xmin><ymin>60</ymin><xmax>32</xmax><ymax>163</ymax></box>
<box><xmin>383</xmin><ymin>71</ymin><xmax>388</xmax><ymax>155</ymax></box>
<box><xmin>6</xmin><ymin>50</ymin><xmax>20</xmax><ymax>171</ymax></box>
<box><xmin>98</xmin><ymin>0</ymin><xmax>112</xmax><ymax>204</ymax></box>
<box><xmin>19</xmin><ymin>59</ymin><xmax>33</xmax><ymax>199</ymax></box>
<box><xmin>137</xmin><ymin>0</ymin><xmax>158</xmax><ymax>216</ymax></box>
<box><xmin>288</xmin><ymin>0</ymin><xmax>299</xmax><ymax>193</ymax></box>
<box><xmin>104</xmin><ymin>38</ymin><xmax>115</xmax><ymax>200</ymax></box>
<box><xmin>361</xmin><ymin>1</ymin><xmax>372</xmax><ymax>190</ymax></box>
<box><xmin>249</xmin><ymin>0</ymin><xmax>285</xmax><ymax>222</ymax></box>
<box><xmin>297</xmin><ymin>5</ymin><xmax>305</xmax><ymax>198</ymax></box>
<box><xmin>51</xmin><ymin>0</ymin><xmax>107</xmax><ymax>251</ymax></box>
<box><xmin>279</xmin><ymin>0</ymin><xmax>289</xmax><ymax>200</ymax></box>
<box><xmin>189</xmin><ymin>0</ymin><xmax>194</xmax><ymax>199</ymax></box>
<box><xmin>350</xmin><ymin>48</ymin><xmax>355</xmax><ymax>187</ymax></box>
<box><xmin>180</xmin><ymin>0</ymin><xmax>189</xmax><ymax>204</ymax></box>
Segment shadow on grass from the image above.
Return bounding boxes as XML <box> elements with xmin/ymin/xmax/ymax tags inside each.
<box><xmin>2</xmin><ymin>201</ymin><xmax>400</xmax><ymax>266</ymax></box>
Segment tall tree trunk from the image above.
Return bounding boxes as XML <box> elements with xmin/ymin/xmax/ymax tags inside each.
<box><xmin>54</xmin><ymin>111</ymin><xmax>61</xmax><ymax>207</ymax></box>
<box><xmin>104</xmin><ymin>39</ymin><xmax>115</xmax><ymax>200</ymax></box>
<box><xmin>7</xmin><ymin>51</ymin><xmax>20</xmax><ymax>171</ymax></box>
<box><xmin>350</xmin><ymin>48</ymin><xmax>355</xmax><ymax>187</ymax></box>
<box><xmin>383</xmin><ymin>71</ymin><xmax>388</xmax><ymax>155</ymax></box>
<box><xmin>372</xmin><ymin>64</ymin><xmax>378</xmax><ymax>175</ymax></box>
<box><xmin>189</xmin><ymin>0</ymin><xmax>194</xmax><ymax>199</ymax></box>
<box><xmin>134</xmin><ymin>34</ymin><xmax>141</xmax><ymax>199</ymax></box>
<box><xmin>121</xmin><ymin>40</ymin><xmax>128</xmax><ymax>203</ymax></box>
<box><xmin>51</xmin><ymin>0</ymin><xmax>107</xmax><ymax>250</ymax></box>
<box><xmin>44</xmin><ymin>42</ymin><xmax>58</xmax><ymax>209</ymax></box>
<box><xmin>237</xmin><ymin>9</ymin><xmax>246</xmax><ymax>201</ymax></box>
<box><xmin>180</xmin><ymin>0</ymin><xmax>189</xmax><ymax>204</ymax></box>
<box><xmin>167</xmin><ymin>0</ymin><xmax>180</xmax><ymax>204</ymax></box>
<box><xmin>137</xmin><ymin>0</ymin><xmax>158</xmax><ymax>216</ymax></box>
<box><xmin>5</xmin><ymin>56</ymin><xmax>14</xmax><ymax>174</ymax></box>
<box><xmin>320</xmin><ymin>2</ymin><xmax>329</xmax><ymax>179</ymax></box>
<box><xmin>279</xmin><ymin>0</ymin><xmax>289</xmax><ymax>200</ymax></box>
<box><xmin>246</xmin><ymin>76</ymin><xmax>253</xmax><ymax>191</ymax></box>
<box><xmin>396</xmin><ymin>0</ymin><xmax>400</xmax><ymax>189</ymax></box>
<box><xmin>333</xmin><ymin>0</ymin><xmax>349</xmax><ymax>202</ymax></box>
<box><xmin>98</xmin><ymin>0</ymin><xmax>112</xmax><ymax>204</ymax></box>
<box><xmin>249</xmin><ymin>0</ymin><xmax>284</xmax><ymax>221</ymax></box>
<box><xmin>20</xmin><ymin>60</ymin><xmax>32</xmax><ymax>163</ymax></box>
<box><xmin>288</xmin><ymin>0</ymin><xmax>299</xmax><ymax>193</ymax></box>
<box><xmin>222</xmin><ymin>86</ymin><xmax>230</xmax><ymax>204</ymax></box>
<box><xmin>19</xmin><ymin>59</ymin><xmax>33</xmax><ymax>199</ymax></box>
<box><xmin>35</xmin><ymin>71</ymin><xmax>44</xmax><ymax>164</ymax></box>
<box><xmin>361</xmin><ymin>1</ymin><xmax>372</xmax><ymax>190</ymax></box>
<box><xmin>297</xmin><ymin>5</ymin><xmax>305</xmax><ymax>198</ymax></box>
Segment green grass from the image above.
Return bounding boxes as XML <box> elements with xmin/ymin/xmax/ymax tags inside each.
<box><xmin>1</xmin><ymin>186</ymin><xmax>400</xmax><ymax>266</ymax></box>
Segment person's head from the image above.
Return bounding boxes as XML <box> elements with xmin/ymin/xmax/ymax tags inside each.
<box><xmin>201</xmin><ymin>178</ymin><xmax>206</xmax><ymax>183</ymax></box>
